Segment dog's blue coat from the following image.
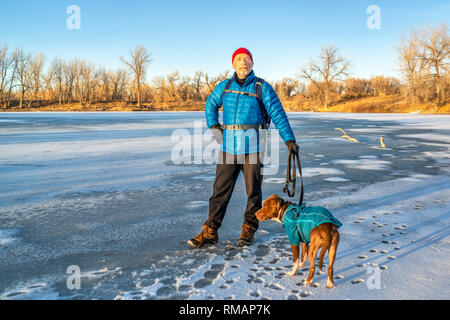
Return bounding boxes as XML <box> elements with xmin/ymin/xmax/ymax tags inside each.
<box><xmin>281</xmin><ymin>204</ymin><xmax>343</xmax><ymax>245</ymax></box>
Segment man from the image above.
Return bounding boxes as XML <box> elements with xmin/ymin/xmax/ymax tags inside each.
<box><xmin>188</xmin><ymin>47</ymin><xmax>298</xmax><ymax>248</ymax></box>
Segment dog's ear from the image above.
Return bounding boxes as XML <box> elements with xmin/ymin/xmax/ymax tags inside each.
<box><xmin>272</xmin><ymin>194</ymin><xmax>284</xmax><ymax>207</ymax></box>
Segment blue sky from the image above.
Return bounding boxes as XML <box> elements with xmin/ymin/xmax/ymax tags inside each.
<box><xmin>1</xmin><ymin>0</ymin><xmax>449</xmax><ymax>82</ymax></box>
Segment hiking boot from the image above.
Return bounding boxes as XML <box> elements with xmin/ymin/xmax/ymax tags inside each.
<box><xmin>236</xmin><ymin>223</ymin><xmax>256</xmax><ymax>247</ymax></box>
<box><xmin>187</xmin><ymin>224</ymin><xmax>218</xmax><ymax>248</ymax></box>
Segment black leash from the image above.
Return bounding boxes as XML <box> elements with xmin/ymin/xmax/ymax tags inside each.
<box><xmin>282</xmin><ymin>149</ymin><xmax>304</xmax><ymax>206</ymax></box>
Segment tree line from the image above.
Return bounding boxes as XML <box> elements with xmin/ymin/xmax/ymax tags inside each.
<box><xmin>0</xmin><ymin>23</ymin><xmax>448</xmax><ymax>110</ymax></box>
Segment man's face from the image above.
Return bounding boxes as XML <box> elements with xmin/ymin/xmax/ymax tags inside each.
<box><xmin>232</xmin><ymin>53</ymin><xmax>253</xmax><ymax>78</ymax></box>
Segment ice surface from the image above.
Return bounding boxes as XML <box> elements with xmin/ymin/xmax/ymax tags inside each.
<box><xmin>0</xmin><ymin>112</ymin><xmax>449</xmax><ymax>300</ymax></box>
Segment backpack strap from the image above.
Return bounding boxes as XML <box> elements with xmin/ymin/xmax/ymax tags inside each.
<box><xmin>255</xmin><ymin>77</ymin><xmax>270</xmax><ymax>129</ymax></box>
<box><xmin>220</xmin><ymin>78</ymin><xmax>233</xmax><ymax>105</ymax></box>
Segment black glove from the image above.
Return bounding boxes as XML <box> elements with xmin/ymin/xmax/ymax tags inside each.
<box><xmin>210</xmin><ymin>124</ymin><xmax>223</xmax><ymax>144</ymax></box>
<box><xmin>285</xmin><ymin>140</ymin><xmax>299</xmax><ymax>154</ymax></box>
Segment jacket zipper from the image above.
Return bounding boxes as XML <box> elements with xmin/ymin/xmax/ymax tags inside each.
<box><xmin>234</xmin><ymin>93</ymin><xmax>240</xmax><ymax>155</ymax></box>
<box><xmin>233</xmin><ymin>81</ymin><xmax>243</xmax><ymax>155</ymax></box>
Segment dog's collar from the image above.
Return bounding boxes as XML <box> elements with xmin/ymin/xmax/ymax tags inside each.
<box><xmin>276</xmin><ymin>208</ymin><xmax>284</xmax><ymax>222</ymax></box>
<box><xmin>277</xmin><ymin>202</ymin><xmax>292</xmax><ymax>223</ymax></box>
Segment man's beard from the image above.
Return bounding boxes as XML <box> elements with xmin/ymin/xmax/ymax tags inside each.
<box><xmin>236</xmin><ymin>68</ymin><xmax>252</xmax><ymax>79</ymax></box>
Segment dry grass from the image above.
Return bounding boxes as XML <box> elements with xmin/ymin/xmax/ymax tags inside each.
<box><xmin>1</xmin><ymin>100</ymin><xmax>205</xmax><ymax>112</ymax></box>
<box><xmin>327</xmin><ymin>95</ymin><xmax>450</xmax><ymax>114</ymax></box>
<box><xmin>1</xmin><ymin>96</ymin><xmax>449</xmax><ymax>114</ymax></box>
<box><xmin>285</xmin><ymin>94</ymin><xmax>450</xmax><ymax>114</ymax></box>
<box><xmin>327</xmin><ymin>95</ymin><xmax>404</xmax><ymax>113</ymax></box>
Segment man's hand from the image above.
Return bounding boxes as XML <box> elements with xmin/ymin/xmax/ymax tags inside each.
<box><xmin>285</xmin><ymin>140</ymin><xmax>299</xmax><ymax>154</ymax></box>
<box><xmin>210</xmin><ymin>124</ymin><xmax>223</xmax><ymax>144</ymax></box>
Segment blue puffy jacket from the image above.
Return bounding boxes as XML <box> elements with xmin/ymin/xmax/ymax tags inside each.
<box><xmin>205</xmin><ymin>70</ymin><xmax>296</xmax><ymax>155</ymax></box>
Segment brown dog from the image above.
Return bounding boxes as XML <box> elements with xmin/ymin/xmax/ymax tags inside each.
<box><xmin>255</xmin><ymin>194</ymin><xmax>341</xmax><ymax>288</ymax></box>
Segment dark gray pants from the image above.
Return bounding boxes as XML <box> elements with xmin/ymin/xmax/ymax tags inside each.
<box><xmin>205</xmin><ymin>152</ymin><xmax>264</xmax><ymax>231</ymax></box>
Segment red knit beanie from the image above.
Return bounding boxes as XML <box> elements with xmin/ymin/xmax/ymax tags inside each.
<box><xmin>232</xmin><ymin>48</ymin><xmax>253</xmax><ymax>64</ymax></box>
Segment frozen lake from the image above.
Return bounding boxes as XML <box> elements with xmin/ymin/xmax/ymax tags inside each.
<box><xmin>0</xmin><ymin>112</ymin><xmax>449</xmax><ymax>299</ymax></box>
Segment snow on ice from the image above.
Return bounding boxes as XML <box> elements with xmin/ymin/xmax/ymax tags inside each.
<box><xmin>0</xmin><ymin>112</ymin><xmax>449</xmax><ymax>300</ymax></box>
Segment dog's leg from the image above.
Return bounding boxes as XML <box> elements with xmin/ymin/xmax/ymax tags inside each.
<box><xmin>319</xmin><ymin>232</ymin><xmax>331</xmax><ymax>274</ymax></box>
<box><xmin>304</xmin><ymin>240</ymin><xmax>320</xmax><ymax>285</ymax></box>
<box><xmin>300</xmin><ymin>243</ymin><xmax>308</xmax><ymax>268</ymax></box>
<box><xmin>327</xmin><ymin>229</ymin><xmax>340</xmax><ymax>288</ymax></box>
<box><xmin>287</xmin><ymin>245</ymin><xmax>300</xmax><ymax>276</ymax></box>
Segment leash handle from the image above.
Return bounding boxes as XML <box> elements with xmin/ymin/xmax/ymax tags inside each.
<box><xmin>283</xmin><ymin>149</ymin><xmax>304</xmax><ymax>206</ymax></box>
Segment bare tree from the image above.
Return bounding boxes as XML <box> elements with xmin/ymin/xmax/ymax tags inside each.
<box><xmin>343</xmin><ymin>78</ymin><xmax>370</xmax><ymax>99</ymax></box>
<box><xmin>42</xmin><ymin>66</ymin><xmax>54</xmax><ymax>101</ymax></box>
<box><xmin>0</xmin><ymin>44</ymin><xmax>15</xmax><ymax>108</ymax></box>
<box><xmin>421</xmin><ymin>24</ymin><xmax>449</xmax><ymax>104</ymax></box>
<box><xmin>120</xmin><ymin>45</ymin><xmax>151</xmax><ymax>107</ymax></box>
<box><xmin>192</xmin><ymin>70</ymin><xmax>204</xmax><ymax>100</ymax></box>
<box><xmin>13</xmin><ymin>48</ymin><xmax>31</xmax><ymax>108</ymax></box>
<box><xmin>140</xmin><ymin>83</ymin><xmax>155</xmax><ymax>105</ymax></box>
<box><xmin>300</xmin><ymin>45</ymin><xmax>351</xmax><ymax>110</ymax></box>
<box><xmin>70</xmin><ymin>59</ymin><xmax>82</xmax><ymax>103</ymax></box>
<box><xmin>178</xmin><ymin>75</ymin><xmax>192</xmax><ymax>101</ymax></box>
<box><xmin>111</xmin><ymin>69</ymin><xmax>128</xmax><ymax>101</ymax></box>
<box><xmin>49</xmin><ymin>57</ymin><xmax>65</xmax><ymax>105</ymax></box>
<box><xmin>398</xmin><ymin>27</ymin><xmax>431</xmax><ymax>102</ymax></box>
<box><xmin>61</xmin><ymin>60</ymin><xmax>78</xmax><ymax>104</ymax></box>
<box><xmin>152</xmin><ymin>71</ymin><xmax>187</xmax><ymax>102</ymax></box>
<box><xmin>204</xmin><ymin>70</ymin><xmax>229</xmax><ymax>94</ymax></box>
<box><xmin>27</xmin><ymin>53</ymin><xmax>46</xmax><ymax>105</ymax></box>
<box><xmin>274</xmin><ymin>78</ymin><xmax>303</xmax><ymax>100</ymax></box>
<box><xmin>98</xmin><ymin>67</ymin><xmax>112</xmax><ymax>101</ymax></box>
<box><xmin>166</xmin><ymin>71</ymin><xmax>180</xmax><ymax>101</ymax></box>
<box><xmin>398</xmin><ymin>24</ymin><xmax>450</xmax><ymax>104</ymax></box>
<box><xmin>370</xmin><ymin>76</ymin><xmax>401</xmax><ymax>96</ymax></box>
<box><xmin>78</xmin><ymin>60</ymin><xmax>98</xmax><ymax>106</ymax></box>
<box><xmin>152</xmin><ymin>76</ymin><xmax>169</xmax><ymax>102</ymax></box>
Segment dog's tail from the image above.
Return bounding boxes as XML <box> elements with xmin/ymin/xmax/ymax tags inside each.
<box><xmin>330</xmin><ymin>225</ymin><xmax>340</xmax><ymax>251</ymax></box>
<box><xmin>330</xmin><ymin>224</ymin><xmax>338</xmax><ymax>238</ymax></box>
